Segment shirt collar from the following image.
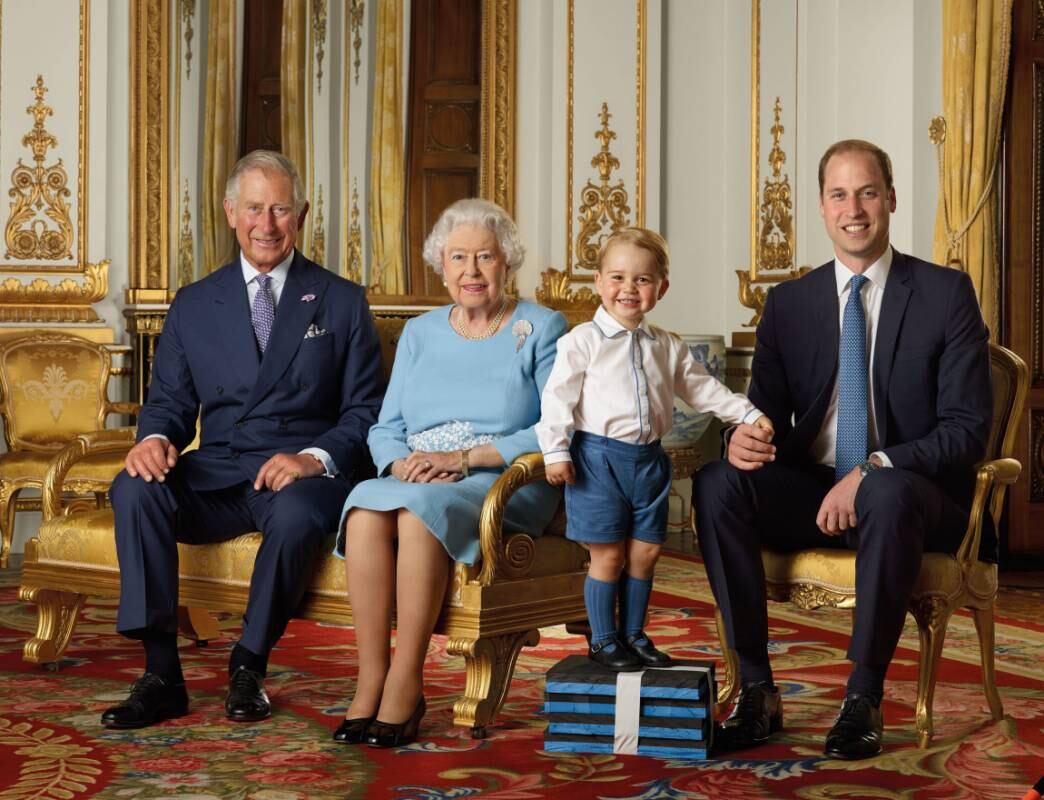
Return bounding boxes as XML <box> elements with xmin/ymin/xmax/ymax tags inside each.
<box><xmin>240</xmin><ymin>250</ymin><xmax>295</xmax><ymax>287</ymax></box>
<box><xmin>592</xmin><ymin>304</ymin><xmax>656</xmax><ymax>339</ymax></box>
<box><xmin>833</xmin><ymin>245</ymin><xmax>892</xmax><ymax>296</ymax></box>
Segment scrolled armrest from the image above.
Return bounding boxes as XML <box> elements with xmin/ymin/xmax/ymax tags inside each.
<box><xmin>42</xmin><ymin>428</ymin><xmax>136</xmax><ymax>522</ymax></box>
<box><xmin>106</xmin><ymin>401</ymin><xmax>142</xmax><ymax>417</ymax></box>
<box><xmin>955</xmin><ymin>457</ymin><xmax>1023</xmax><ymax>568</ymax></box>
<box><xmin>476</xmin><ymin>452</ymin><xmax>549</xmax><ymax>587</ymax></box>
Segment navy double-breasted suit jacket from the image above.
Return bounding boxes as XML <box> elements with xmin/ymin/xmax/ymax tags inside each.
<box><xmin>137</xmin><ymin>250</ymin><xmax>384</xmax><ymax>490</ymax></box>
<box><xmin>750</xmin><ymin>250</ymin><xmax>992</xmax><ymax>517</ymax></box>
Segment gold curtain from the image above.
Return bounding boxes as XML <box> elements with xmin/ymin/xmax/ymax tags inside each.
<box><xmin>932</xmin><ymin>0</ymin><xmax>1013</xmax><ymax>335</ymax></box>
<box><xmin>281</xmin><ymin>0</ymin><xmax>310</xmax><ymax>253</ymax></box>
<box><xmin>201</xmin><ymin>0</ymin><xmax>239</xmax><ymax>273</ymax></box>
<box><xmin>368</xmin><ymin>0</ymin><xmax>406</xmax><ymax>294</ymax></box>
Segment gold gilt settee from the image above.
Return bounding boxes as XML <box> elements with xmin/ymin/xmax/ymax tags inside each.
<box><xmin>18</xmin><ymin>316</ymin><xmax>589</xmax><ymax>738</ymax></box>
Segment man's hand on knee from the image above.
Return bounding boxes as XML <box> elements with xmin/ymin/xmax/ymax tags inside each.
<box><xmin>816</xmin><ymin>468</ymin><xmax>861</xmax><ymax>535</ymax></box>
<box><xmin>726</xmin><ymin>423</ymin><xmax>776</xmax><ymax>471</ymax></box>
<box><xmin>125</xmin><ymin>437</ymin><xmax>179</xmax><ymax>482</ymax></box>
<box><xmin>254</xmin><ymin>452</ymin><xmax>324</xmax><ymax>492</ymax></box>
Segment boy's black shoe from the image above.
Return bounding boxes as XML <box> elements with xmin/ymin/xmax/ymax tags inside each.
<box><xmin>624</xmin><ymin>632</ymin><xmax>672</xmax><ymax>666</ymax></box>
<box><xmin>588</xmin><ymin>636</ymin><xmax>644</xmax><ymax>671</ymax></box>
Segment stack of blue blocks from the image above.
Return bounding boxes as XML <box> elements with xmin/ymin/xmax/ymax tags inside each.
<box><xmin>543</xmin><ymin>655</ymin><xmax>715</xmax><ymax>759</ymax></box>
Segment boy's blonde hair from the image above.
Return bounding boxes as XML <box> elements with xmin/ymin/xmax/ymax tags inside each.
<box><xmin>597</xmin><ymin>226</ymin><xmax>670</xmax><ymax>278</ymax></box>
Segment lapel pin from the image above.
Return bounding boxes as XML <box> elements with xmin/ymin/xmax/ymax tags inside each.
<box><xmin>301</xmin><ymin>293</ymin><xmax>316</xmax><ymax>302</ymax></box>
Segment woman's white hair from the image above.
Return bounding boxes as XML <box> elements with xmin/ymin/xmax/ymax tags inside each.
<box><xmin>422</xmin><ymin>198</ymin><xmax>525</xmax><ymax>275</ymax></box>
<box><xmin>225</xmin><ymin>150</ymin><xmax>307</xmax><ymax>213</ymax></box>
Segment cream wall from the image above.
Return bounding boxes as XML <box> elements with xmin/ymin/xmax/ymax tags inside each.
<box><xmin>514</xmin><ymin>0</ymin><xmax>943</xmax><ymax>339</ymax></box>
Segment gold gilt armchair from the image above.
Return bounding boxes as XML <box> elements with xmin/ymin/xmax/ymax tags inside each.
<box><xmin>0</xmin><ymin>333</ymin><xmax>139</xmax><ymax>568</ymax></box>
<box><xmin>710</xmin><ymin>343</ymin><xmax>1028</xmax><ymax>748</ymax></box>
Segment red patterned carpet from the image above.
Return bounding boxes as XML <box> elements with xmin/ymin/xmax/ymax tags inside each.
<box><xmin>1</xmin><ymin>552</ymin><xmax>1042</xmax><ymax>799</ymax></box>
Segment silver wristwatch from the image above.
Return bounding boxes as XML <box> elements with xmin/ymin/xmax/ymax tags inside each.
<box><xmin>858</xmin><ymin>460</ymin><xmax>881</xmax><ymax>478</ymax></box>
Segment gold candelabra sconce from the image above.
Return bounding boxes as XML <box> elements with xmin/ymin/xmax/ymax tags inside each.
<box><xmin>313</xmin><ymin>0</ymin><xmax>328</xmax><ymax>94</ymax></box>
<box><xmin>177</xmin><ymin>181</ymin><xmax>194</xmax><ymax>288</ymax></box>
<box><xmin>5</xmin><ymin>75</ymin><xmax>74</xmax><ymax>262</ymax></box>
<box><xmin>347</xmin><ymin>179</ymin><xmax>363</xmax><ymax>283</ymax></box>
<box><xmin>539</xmin><ymin>102</ymin><xmax>632</xmax><ymax>326</ymax></box>
<box><xmin>737</xmin><ymin>96</ymin><xmax>810</xmax><ymax>329</ymax></box>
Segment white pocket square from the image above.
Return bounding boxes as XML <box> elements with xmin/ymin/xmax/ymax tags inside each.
<box><xmin>305</xmin><ymin>323</ymin><xmax>329</xmax><ymax>338</ymax></box>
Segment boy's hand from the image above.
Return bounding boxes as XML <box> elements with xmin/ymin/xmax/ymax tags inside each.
<box><xmin>726</xmin><ymin>422</ymin><xmax>776</xmax><ymax>471</ymax></box>
<box><xmin>753</xmin><ymin>414</ymin><xmax>775</xmax><ymax>438</ymax></box>
<box><xmin>545</xmin><ymin>461</ymin><xmax>575</xmax><ymax>487</ymax></box>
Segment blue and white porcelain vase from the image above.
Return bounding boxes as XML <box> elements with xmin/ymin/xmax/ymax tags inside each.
<box><xmin>662</xmin><ymin>334</ymin><xmax>728</xmax><ymax>448</ymax></box>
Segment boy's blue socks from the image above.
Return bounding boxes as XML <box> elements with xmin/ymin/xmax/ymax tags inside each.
<box><xmin>618</xmin><ymin>572</ymin><xmax>653</xmax><ymax>644</ymax></box>
<box><xmin>584</xmin><ymin>576</ymin><xmax>618</xmax><ymax>648</ymax></box>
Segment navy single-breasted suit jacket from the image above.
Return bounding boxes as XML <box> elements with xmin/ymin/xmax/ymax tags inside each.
<box><xmin>750</xmin><ymin>249</ymin><xmax>992</xmax><ymax>517</ymax></box>
<box><xmin>136</xmin><ymin>250</ymin><xmax>384</xmax><ymax>490</ymax></box>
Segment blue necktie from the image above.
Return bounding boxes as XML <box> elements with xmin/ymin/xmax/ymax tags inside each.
<box><xmin>836</xmin><ymin>274</ymin><xmax>869</xmax><ymax>481</ymax></box>
<box><xmin>251</xmin><ymin>274</ymin><xmax>275</xmax><ymax>353</ymax></box>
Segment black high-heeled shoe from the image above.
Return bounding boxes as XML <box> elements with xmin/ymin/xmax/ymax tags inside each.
<box><xmin>332</xmin><ymin>715</ymin><xmax>376</xmax><ymax>744</ymax></box>
<box><xmin>364</xmin><ymin>697</ymin><xmax>426</xmax><ymax>748</ymax></box>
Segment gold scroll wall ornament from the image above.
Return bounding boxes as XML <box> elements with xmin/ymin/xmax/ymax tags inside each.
<box><xmin>535</xmin><ymin>268</ymin><xmax>600</xmax><ymax>328</ymax></box>
<box><xmin>350</xmin><ymin>0</ymin><xmax>365</xmax><ymax>85</ymax></box>
<box><xmin>347</xmin><ymin>179</ymin><xmax>363</xmax><ymax>283</ymax></box>
<box><xmin>177</xmin><ymin>181</ymin><xmax>194</xmax><ymax>287</ymax></box>
<box><xmin>5</xmin><ymin>76</ymin><xmax>74</xmax><ymax>262</ymax></box>
<box><xmin>181</xmin><ymin>0</ymin><xmax>196</xmax><ymax>78</ymax></box>
<box><xmin>574</xmin><ymin>103</ymin><xmax>631</xmax><ymax>273</ymax></box>
<box><xmin>0</xmin><ymin>261</ymin><xmax>108</xmax><ymax>323</ymax></box>
<box><xmin>311</xmin><ymin>186</ymin><xmax>326</xmax><ymax>265</ymax></box>
<box><xmin>736</xmin><ymin>95</ymin><xmax>810</xmax><ymax>328</ymax></box>
<box><xmin>313</xmin><ymin>0</ymin><xmax>328</xmax><ymax>94</ymax></box>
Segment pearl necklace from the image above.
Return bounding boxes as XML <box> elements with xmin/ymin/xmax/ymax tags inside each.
<box><xmin>452</xmin><ymin>300</ymin><xmax>510</xmax><ymax>340</ymax></box>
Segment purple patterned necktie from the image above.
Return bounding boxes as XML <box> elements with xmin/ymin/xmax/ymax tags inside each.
<box><xmin>251</xmin><ymin>274</ymin><xmax>275</xmax><ymax>353</ymax></box>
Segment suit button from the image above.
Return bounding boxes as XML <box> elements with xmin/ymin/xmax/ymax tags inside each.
<box><xmin>234</xmin><ymin>422</ymin><xmax>244</xmax><ymax>429</ymax></box>
<box><xmin>300</xmin><ymin>383</ymin><xmax>309</xmax><ymax>391</ymax></box>
<box><xmin>216</xmin><ymin>386</ymin><xmax>224</xmax><ymax>395</ymax></box>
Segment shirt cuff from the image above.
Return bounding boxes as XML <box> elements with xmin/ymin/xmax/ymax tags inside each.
<box><xmin>870</xmin><ymin>450</ymin><xmax>893</xmax><ymax>468</ymax></box>
<box><xmin>542</xmin><ymin>449</ymin><xmax>573</xmax><ymax>466</ymax></box>
<box><xmin>141</xmin><ymin>433</ymin><xmax>170</xmax><ymax>443</ymax></box>
<box><xmin>741</xmin><ymin>408</ymin><xmax>765</xmax><ymax>426</ymax></box>
<box><xmin>300</xmin><ymin>447</ymin><xmax>337</xmax><ymax>477</ymax></box>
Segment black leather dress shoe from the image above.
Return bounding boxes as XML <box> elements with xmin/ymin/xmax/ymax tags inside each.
<box><xmin>588</xmin><ymin>637</ymin><xmax>644</xmax><ymax>672</ymax></box>
<box><xmin>101</xmin><ymin>673</ymin><xmax>189</xmax><ymax>729</ymax></box>
<box><xmin>365</xmin><ymin>697</ymin><xmax>426</xmax><ymax>748</ymax></box>
<box><xmin>716</xmin><ymin>681</ymin><xmax>783</xmax><ymax>751</ymax></box>
<box><xmin>624</xmin><ymin>632</ymin><xmax>672</xmax><ymax>666</ymax></box>
<box><xmin>333</xmin><ymin>715</ymin><xmax>376</xmax><ymax>744</ymax></box>
<box><xmin>824</xmin><ymin>693</ymin><xmax>883</xmax><ymax>760</ymax></box>
<box><xmin>225</xmin><ymin>666</ymin><xmax>271</xmax><ymax>722</ymax></box>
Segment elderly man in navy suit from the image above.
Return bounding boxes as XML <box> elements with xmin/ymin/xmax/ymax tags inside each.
<box><xmin>694</xmin><ymin>140</ymin><xmax>992</xmax><ymax>759</ymax></box>
<box><xmin>101</xmin><ymin>151</ymin><xmax>384</xmax><ymax>729</ymax></box>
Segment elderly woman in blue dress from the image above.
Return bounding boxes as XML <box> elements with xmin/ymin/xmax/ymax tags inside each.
<box><xmin>332</xmin><ymin>199</ymin><xmax>567</xmax><ymax>747</ymax></box>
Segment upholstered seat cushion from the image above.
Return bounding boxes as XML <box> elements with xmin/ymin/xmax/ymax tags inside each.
<box><xmin>0</xmin><ymin>450</ymin><xmax>128</xmax><ymax>484</ymax></box>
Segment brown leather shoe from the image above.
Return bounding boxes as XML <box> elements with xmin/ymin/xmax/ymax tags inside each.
<box><xmin>716</xmin><ymin>681</ymin><xmax>783</xmax><ymax>751</ymax></box>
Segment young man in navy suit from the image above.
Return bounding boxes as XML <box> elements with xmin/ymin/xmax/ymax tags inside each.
<box><xmin>101</xmin><ymin>151</ymin><xmax>384</xmax><ymax>728</ymax></box>
<box><xmin>694</xmin><ymin>140</ymin><xmax>992</xmax><ymax>759</ymax></box>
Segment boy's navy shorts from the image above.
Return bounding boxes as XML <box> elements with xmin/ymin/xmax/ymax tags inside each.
<box><xmin>564</xmin><ymin>431</ymin><xmax>672</xmax><ymax>545</ymax></box>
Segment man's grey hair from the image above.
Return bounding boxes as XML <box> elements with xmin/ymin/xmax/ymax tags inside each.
<box><xmin>224</xmin><ymin>150</ymin><xmax>307</xmax><ymax>213</ymax></box>
<box><xmin>422</xmin><ymin>198</ymin><xmax>525</xmax><ymax>275</ymax></box>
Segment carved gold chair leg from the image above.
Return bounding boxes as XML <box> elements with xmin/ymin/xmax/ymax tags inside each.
<box><xmin>971</xmin><ymin>604</ymin><xmax>1004</xmax><ymax>721</ymax></box>
<box><xmin>0</xmin><ymin>482</ymin><xmax>17</xmax><ymax>570</ymax></box>
<box><xmin>18</xmin><ymin>585</ymin><xmax>86</xmax><ymax>665</ymax></box>
<box><xmin>911</xmin><ymin>597</ymin><xmax>953</xmax><ymax>748</ymax></box>
<box><xmin>177</xmin><ymin>606</ymin><xmax>221</xmax><ymax>645</ymax></box>
<box><xmin>713</xmin><ymin>606</ymin><xmax>740</xmax><ymax>717</ymax></box>
<box><xmin>448</xmin><ymin>629</ymin><xmax>540</xmax><ymax>739</ymax></box>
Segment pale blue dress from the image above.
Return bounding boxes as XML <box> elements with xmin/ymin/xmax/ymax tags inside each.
<box><xmin>334</xmin><ymin>301</ymin><xmax>567</xmax><ymax>564</ymax></box>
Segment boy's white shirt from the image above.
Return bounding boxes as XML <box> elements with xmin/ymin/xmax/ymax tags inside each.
<box><xmin>536</xmin><ymin>305</ymin><xmax>763</xmax><ymax>464</ymax></box>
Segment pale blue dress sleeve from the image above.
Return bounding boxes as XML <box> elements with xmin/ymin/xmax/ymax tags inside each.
<box><xmin>492</xmin><ymin>310</ymin><xmax>568</xmax><ymax>464</ymax></box>
<box><xmin>366</xmin><ymin>318</ymin><xmax>415</xmax><ymax>475</ymax></box>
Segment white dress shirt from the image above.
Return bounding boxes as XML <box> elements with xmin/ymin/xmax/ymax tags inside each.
<box><xmin>809</xmin><ymin>246</ymin><xmax>894</xmax><ymax>469</ymax></box>
<box><xmin>146</xmin><ymin>251</ymin><xmax>337</xmax><ymax>477</ymax></box>
<box><xmin>537</xmin><ymin>306</ymin><xmax>763</xmax><ymax>464</ymax></box>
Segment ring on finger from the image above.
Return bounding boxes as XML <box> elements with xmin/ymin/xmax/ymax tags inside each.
<box><xmin>424</xmin><ymin>460</ymin><xmax>432</xmax><ymax>469</ymax></box>
<box><xmin>290</xmin><ymin>470</ymin><xmax>300</xmax><ymax>481</ymax></box>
